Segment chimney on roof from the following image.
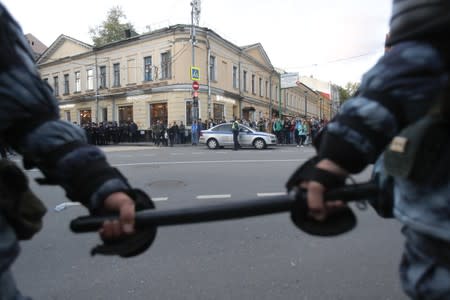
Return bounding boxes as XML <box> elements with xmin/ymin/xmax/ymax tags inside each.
<box><xmin>124</xmin><ymin>29</ymin><xmax>131</xmax><ymax>38</ymax></box>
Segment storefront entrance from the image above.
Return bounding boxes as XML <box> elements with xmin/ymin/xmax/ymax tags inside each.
<box><xmin>118</xmin><ymin>105</ymin><xmax>133</xmax><ymax>125</ymax></box>
<box><xmin>150</xmin><ymin>103</ymin><xmax>168</xmax><ymax>126</ymax></box>
<box><xmin>79</xmin><ymin>109</ymin><xmax>92</xmax><ymax>126</ymax></box>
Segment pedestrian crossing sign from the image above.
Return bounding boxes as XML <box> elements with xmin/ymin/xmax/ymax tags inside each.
<box><xmin>191</xmin><ymin>67</ymin><xmax>200</xmax><ymax>81</ymax></box>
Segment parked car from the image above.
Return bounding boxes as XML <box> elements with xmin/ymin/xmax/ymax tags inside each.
<box><xmin>199</xmin><ymin>123</ymin><xmax>277</xmax><ymax>150</ymax></box>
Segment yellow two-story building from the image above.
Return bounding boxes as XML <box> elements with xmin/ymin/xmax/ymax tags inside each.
<box><xmin>37</xmin><ymin>25</ymin><xmax>284</xmax><ymax>130</ymax></box>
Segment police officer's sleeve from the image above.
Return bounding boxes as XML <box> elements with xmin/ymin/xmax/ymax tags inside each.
<box><xmin>316</xmin><ymin>42</ymin><xmax>447</xmax><ymax>173</ymax></box>
<box><xmin>0</xmin><ymin>4</ymin><xmax>131</xmax><ymax>212</ymax></box>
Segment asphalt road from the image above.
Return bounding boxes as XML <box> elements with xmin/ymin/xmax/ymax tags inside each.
<box><xmin>12</xmin><ymin>145</ymin><xmax>408</xmax><ymax>300</ymax></box>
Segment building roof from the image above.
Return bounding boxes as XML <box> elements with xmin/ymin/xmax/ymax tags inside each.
<box><xmin>25</xmin><ymin>33</ymin><xmax>47</xmax><ymax>60</ymax></box>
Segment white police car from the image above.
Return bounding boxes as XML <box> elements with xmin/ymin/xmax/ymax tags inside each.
<box><xmin>199</xmin><ymin>123</ymin><xmax>277</xmax><ymax>150</ymax></box>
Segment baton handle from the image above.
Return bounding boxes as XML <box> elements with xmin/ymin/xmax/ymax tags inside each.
<box><xmin>70</xmin><ymin>182</ymin><xmax>378</xmax><ymax>233</ymax></box>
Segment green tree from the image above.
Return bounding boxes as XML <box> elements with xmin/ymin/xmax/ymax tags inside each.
<box><xmin>338</xmin><ymin>82</ymin><xmax>360</xmax><ymax>104</ymax></box>
<box><xmin>89</xmin><ymin>6</ymin><xmax>137</xmax><ymax>47</ymax></box>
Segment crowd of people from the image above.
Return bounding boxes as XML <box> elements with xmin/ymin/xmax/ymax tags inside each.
<box><xmin>80</xmin><ymin>120</ymin><xmax>139</xmax><ymax>145</ymax></box>
<box><xmin>79</xmin><ymin>116</ymin><xmax>327</xmax><ymax>147</ymax></box>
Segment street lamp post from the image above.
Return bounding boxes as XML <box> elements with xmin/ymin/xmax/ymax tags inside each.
<box><xmin>190</xmin><ymin>1</ymin><xmax>200</xmax><ymax>122</ymax></box>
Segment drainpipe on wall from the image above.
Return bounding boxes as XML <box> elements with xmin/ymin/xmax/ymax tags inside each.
<box><xmin>94</xmin><ymin>52</ymin><xmax>99</xmax><ymax>122</ymax></box>
<box><xmin>238</xmin><ymin>60</ymin><xmax>242</xmax><ymax>119</ymax></box>
<box><xmin>206</xmin><ymin>33</ymin><xmax>212</xmax><ymax>120</ymax></box>
<box><xmin>278</xmin><ymin>72</ymin><xmax>282</xmax><ymax>116</ymax></box>
<box><xmin>269</xmin><ymin>73</ymin><xmax>272</xmax><ymax>119</ymax></box>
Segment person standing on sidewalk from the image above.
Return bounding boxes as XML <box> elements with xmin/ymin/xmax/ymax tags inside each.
<box><xmin>191</xmin><ymin>120</ymin><xmax>199</xmax><ymax>145</ymax></box>
<box><xmin>232</xmin><ymin>118</ymin><xmax>240</xmax><ymax>151</ymax></box>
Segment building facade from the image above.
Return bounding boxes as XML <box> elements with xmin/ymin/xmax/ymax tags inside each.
<box><xmin>37</xmin><ymin>25</ymin><xmax>282</xmax><ymax>130</ymax></box>
<box><xmin>279</xmin><ymin>72</ymin><xmax>332</xmax><ymax>121</ymax></box>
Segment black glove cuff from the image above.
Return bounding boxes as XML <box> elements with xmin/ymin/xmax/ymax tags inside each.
<box><xmin>308</xmin><ymin>167</ymin><xmax>346</xmax><ymax>189</ymax></box>
<box><xmin>286</xmin><ymin>156</ymin><xmax>320</xmax><ymax>191</ymax></box>
<box><xmin>91</xmin><ymin>189</ymin><xmax>157</xmax><ymax>258</ymax></box>
<box><xmin>67</xmin><ymin>162</ymin><xmax>132</xmax><ymax>208</ymax></box>
<box><xmin>286</xmin><ymin>156</ymin><xmax>346</xmax><ymax>191</ymax></box>
<box><xmin>318</xmin><ymin>132</ymin><xmax>368</xmax><ymax>174</ymax></box>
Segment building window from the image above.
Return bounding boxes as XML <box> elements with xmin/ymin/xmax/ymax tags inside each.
<box><xmin>185</xmin><ymin>100</ymin><xmax>193</xmax><ymax>126</ymax></box>
<box><xmin>213</xmin><ymin>103</ymin><xmax>224</xmax><ymax>123</ymax></box>
<box><xmin>144</xmin><ymin>56</ymin><xmax>152</xmax><ymax>81</ymax></box>
<box><xmin>63</xmin><ymin>74</ymin><xmax>69</xmax><ymax>95</ymax></box>
<box><xmin>113</xmin><ymin>63</ymin><xmax>120</xmax><ymax>87</ymax></box>
<box><xmin>275</xmin><ymin>85</ymin><xmax>278</xmax><ymax>101</ymax></box>
<box><xmin>232</xmin><ymin>66</ymin><xmax>238</xmax><ymax>89</ymax></box>
<box><xmin>251</xmin><ymin>74</ymin><xmax>255</xmax><ymax>94</ymax></box>
<box><xmin>127</xmin><ymin>59</ymin><xmax>136</xmax><ymax>84</ymax></box>
<box><xmin>75</xmin><ymin>71</ymin><xmax>81</xmax><ymax>92</ymax></box>
<box><xmin>101</xmin><ymin>107</ymin><xmax>108</xmax><ymax>122</ymax></box>
<box><xmin>53</xmin><ymin>76</ymin><xmax>59</xmax><ymax>96</ymax></box>
<box><xmin>243</xmin><ymin>71</ymin><xmax>247</xmax><ymax>91</ymax></box>
<box><xmin>160</xmin><ymin>51</ymin><xmax>171</xmax><ymax>79</ymax></box>
<box><xmin>265</xmin><ymin>80</ymin><xmax>269</xmax><ymax>98</ymax></box>
<box><xmin>43</xmin><ymin>78</ymin><xmax>49</xmax><ymax>84</ymax></box>
<box><xmin>65</xmin><ymin>111</ymin><xmax>71</xmax><ymax>122</ymax></box>
<box><xmin>87</xmin><ymin>69</ymin><xmax>94</xmax><ymax>90</ymax></box>
<box><xmin>259</xmin><ymin>77</ymin><xmax>262</xmax><ymax>96</ymax></box>
<box><xmin>209</xmin><ymin>55</ymin><xmax>216</xmax><ymax>81</ymax></box>
<box><xmin>99</xmin><ymin>66</ymin><xmax>107</xmax><ymax>88</ymax></box>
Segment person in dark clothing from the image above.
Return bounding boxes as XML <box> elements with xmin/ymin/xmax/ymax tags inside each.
<box><xmin>287</xmin><ymin>1</ymin><xmax>450</xmax><ymax>298</ymax></box>
<box><xmin>168</xmin><ymin>121</ymin><xmax>178</xmax><ymax>147</ymax></box>
<box><xmin>129</xmin><ymin>121</ymin><xmax>138</xmax><ymax>142</ymax></box>
<box><xmin>0</xmin><ymin>5</ymin><xmax>154</xmax><ymax>299</ymax></box>
<box><xmin>232</xmin><ymin>119</ymin><xmax>240</xmax><ymax>151</ymax></box>
<box><xmin>179</xmin><ymin>121</ymin><xmax>186</xmax><ymax>144</ymax></box>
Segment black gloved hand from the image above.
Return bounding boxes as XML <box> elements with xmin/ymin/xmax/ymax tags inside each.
<box><xmin>286</xmin><ymin>156</ymin><xmax>356</xmax><ymax>236</ymax></box>
<box><xmin>91</xmin><ymin>189</ymin><xmax>157</xmax><ymax>257</ymax></box>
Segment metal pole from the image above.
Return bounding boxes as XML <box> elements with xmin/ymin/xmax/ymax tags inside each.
<box><xmin>304</xmin><ymin>91</ymin><xmax>308</xmax><ymax>117</ymax></box>
<box><xmin>278</xmin><ymin>74</ymin><xmax>282</xmax><ymax>116</ymax></box>
<box><xmin>94</xmin><ymin>53</ymin><xmax>99</xmax><ymax>123</ymax></box>
<box><xmin>191</xmin><ymin>2</ymin><xmax>198</xmax><ymax>122</ymax></box>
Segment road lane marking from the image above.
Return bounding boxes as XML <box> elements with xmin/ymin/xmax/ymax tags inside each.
<box><xmin>153</xmin><ymin>197</ymin><xmax>168</xmax><ymax>201</ymax></box>
<box><xmin>257</xmin><ymin>192</ymin><xmax>287</xmax><ymax>197</ymax></box>
<box><xmin>196</xmin><ymin>194</ymin><xmax>231</xmax><ymax>200</ymax></box>
<box><xmin>111</xmin><ymin>159</ymin><xmax>305</xmax><ymax>167</ymax></box>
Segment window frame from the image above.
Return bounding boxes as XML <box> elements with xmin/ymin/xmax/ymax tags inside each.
<box><xmin>53</xmin><ymin>76</ymin><xmax>59</xmax><ymax>96</ymax></box>
<box><xmin>74</xmin><ymin>71</ymin><xmax>81</xmax><ymax>92</ymax></box>
<box><xmin>144</xmin><ymin>56</ymin><xmax>153</xmax><ymax>81</ymax></box>
<box><xmin>251</xmin><ymin>74</ymin><xmax>255</xmax><ymax>94</ymax></box>
<box><xmin>160</xmin><ymin>51</ymin><xmax>172</xmax><ymax>80</ymax></box>
<box><xmin>99</xmin><ymin>66</ymin><xmax>107</xmax><ymax>88</ymax></box>
<box><xmin>113</xmin><ymin>63</ymin><xmax>121</xmax><ymax>87</ymax></box>
<box><xmin>87</xmin><ymin>69</ymin><xmax>94</xmax><ymax>90</ymax></box>
<box><xmin>243</xmin><ymin>70</ymin><xmax>247</xmax><ymax>92</ymax></box>
<box><xmin>63</xmin><ymin>74</ymin><xmax>70</xmax><ymax>95</ymax></box>
<box><xmin>232</xmin><ymin>66</ymin><xmax>238</xmax><ymax>89</ymax></box>
<box><xmin>209</xmin><ymin>55</ymin><xmax>216</xmax><ymax>81</ymax></box>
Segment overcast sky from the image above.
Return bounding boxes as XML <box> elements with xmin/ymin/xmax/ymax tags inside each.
<box><xmin>2</xmin><ymin>0</ymin><xmax>392</xmax><ymax>86</ymax></box>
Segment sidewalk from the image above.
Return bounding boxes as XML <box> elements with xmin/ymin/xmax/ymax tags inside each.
<box><xmin>102</xmin><ymin>142</ymin><xmax>306</xmax><ymax>148</ymax></box>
